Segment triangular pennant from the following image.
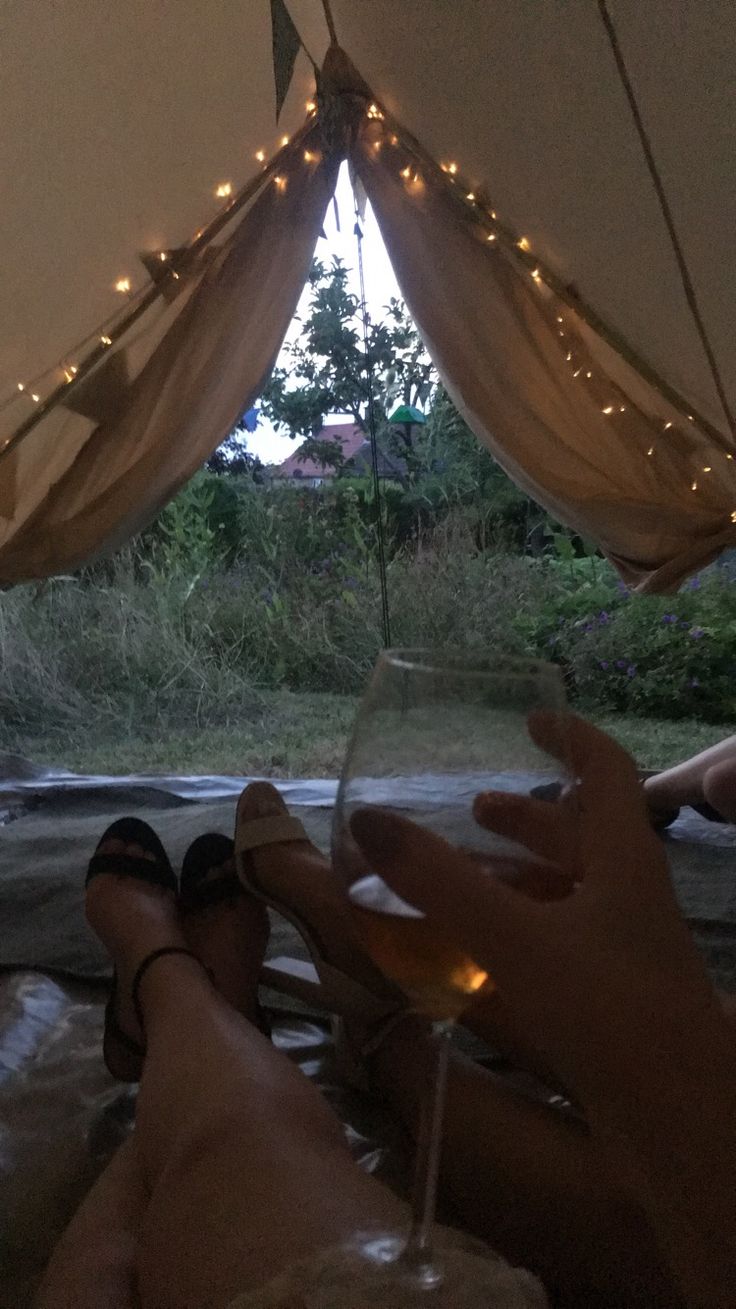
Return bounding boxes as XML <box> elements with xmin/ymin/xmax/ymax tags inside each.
<box><xmin>348</xmin><ymin>160</ymin><xmax>368</xmax><ymax>221</ymax></box>
<box><xmin>62</xmin><ymin>349</ymin><xmax>130</xmax><ymax>426</ymax></box>
<box><xmin>271</xmin><ymin>0</ymin><xmax>302</xmax><ymax>120</ymax></box>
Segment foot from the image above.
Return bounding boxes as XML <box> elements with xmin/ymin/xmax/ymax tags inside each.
<box><xmin>238</xmin><ymin>782</ymin><xmax>392</xmax><ymax>997</ymax></box>
<box><xmin>181</xmin><ymin>840</ymin><xmax>270</xmax><ymax>1024</ymax></box>
<box><xmin>86</xmin><ymin>837</ymin><xmax>186</xmax><ymax>1054</ymax></box>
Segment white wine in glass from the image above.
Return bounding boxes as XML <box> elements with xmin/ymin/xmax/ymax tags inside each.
<box><xmin>332</xmin><ymin>649</ymin><xmax>570</xmax><ymax>1300</ymax></box>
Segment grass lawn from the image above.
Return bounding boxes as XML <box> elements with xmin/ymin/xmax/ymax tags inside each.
<box><xmin>13</xmin><ymin>689</ymin><xmax>734</xmax><ymax>777</ymax></box>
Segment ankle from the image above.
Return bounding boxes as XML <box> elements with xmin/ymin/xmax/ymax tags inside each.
<box><xmin>134</xmin><ymin>948</ymin><xmax>213</xmax><ymax>1034</ymax></box>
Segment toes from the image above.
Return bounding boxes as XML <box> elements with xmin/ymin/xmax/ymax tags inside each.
<box><xmin>95</xmin><ymin>838</ymin><xmax>156</xmax><ymax>861</ymax></box>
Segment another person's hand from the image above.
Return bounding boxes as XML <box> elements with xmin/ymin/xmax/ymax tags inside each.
<box><xmin>350</xmin><ymin>713</ymin><xmax>725</xmax><ymax>1103</ymax></box>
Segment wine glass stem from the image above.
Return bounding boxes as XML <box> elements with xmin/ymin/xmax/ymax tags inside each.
<box><xmin>404</xmin><ymin>1020</ymin><xmax>453</xmax><ymax>1277</ymax></box>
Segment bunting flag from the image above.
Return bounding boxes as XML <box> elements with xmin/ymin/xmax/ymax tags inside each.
<box><xmin>61</xmin><ymin>348</ymin><xmax>130</xmax><ymax>425</ymax></box>
<box><xmin>271</xmin><ymin>0</ymin><xmax>302</xmax><ymax>120</ymax></box>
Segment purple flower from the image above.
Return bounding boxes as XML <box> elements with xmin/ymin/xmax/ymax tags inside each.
<box><xmin>688</xmin><ymin>677</ymin><xmax>700</xmax><ymax>688</ymax></box>
<box><xmin>598</xmin><ymin>610</ymin><xmax>611</xmax><ymax>624</ymax></box>
<box><xmin>616</xmin><ymin>580</ymin><xmax>629</xmax><ymax>594</ymax></box>
<box><xmin>598</xmin><ymin>660</ymin><xmax>609</xmax><ymax>670</ymax></box>
<box><xmin>626</xmin><ymin>664</ymin><xmax>637</xmax><ymax>677</ymax></box>
<box><xmin>689</xmin><ymin>626</ymin><xmax>705</xmax><ymax>639</ymax></box>
<box><xmin>662</xmin><ymin>613</ymin><xmax>678</xmax><ymax>624</ymax></box>
<box><xmin>616</xmin><ymin>659</ymin><xmax>627</xmax><ymax>669</ymax></box>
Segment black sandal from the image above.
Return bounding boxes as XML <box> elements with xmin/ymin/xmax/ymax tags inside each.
<box><xmin>86</xmin><ymin>816</ymin><xmax>178</xmax><ymax>1082</ymax></box>
<box><xmin>179</xmin><ymin>832</ymin><xmax>242</xmax><ymax>914</ymax></box>
<box><xmin>180</xmin><ymin>831</ymin><xmax>271</xmax><ymax>1036</ymax></box>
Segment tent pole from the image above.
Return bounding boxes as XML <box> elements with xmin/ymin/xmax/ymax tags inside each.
<box><xmin>354</xmin><ymin>214</ymin><xmax>392</xmax><ymax>649</ymax></box>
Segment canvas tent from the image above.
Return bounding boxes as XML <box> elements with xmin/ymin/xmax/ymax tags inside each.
<box><xmin>1</xmin><ymin>0</ymin><xmax>735</xmax><ymax>591</ymax></box>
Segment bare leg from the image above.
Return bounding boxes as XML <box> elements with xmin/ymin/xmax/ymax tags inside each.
<box><xmin>644</xmin><ymin>735</ymin><xmax>736</xmax><ymax>817</ymax></box>
<box><xmin>85</xmin><ymin>868</ymin><xmax>405</xmax><ymax>1309</ymax></box>
<box><xmin>35</xmin><ymin>1137</ymin><xmax>145</xmax><ymax>1309</ymax></box>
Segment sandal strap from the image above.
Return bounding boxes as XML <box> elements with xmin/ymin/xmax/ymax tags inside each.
<box><xmin>235</xmin><ymin>814</ymin><xmax>307</xmax><ymax>855</ymax></box>
<box><xmin>131</xmin><ymin>947</ymin><xmax>210</xmax><ymax>1034</ymax></box>
<box><xmin>86</xmin><ymin>852</ymin><xmax>177</xmax><ymax>893</ymax></box>
<box><xmin>179</xmin><ymin>874</ymin><xmax>242</xmax><ymax>914</ymax></box>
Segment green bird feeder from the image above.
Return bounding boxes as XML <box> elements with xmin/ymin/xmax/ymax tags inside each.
<box><xmin>388</xmin><ymin>403</ymin><xmax>426</xmax><ymax>449</ymax></box>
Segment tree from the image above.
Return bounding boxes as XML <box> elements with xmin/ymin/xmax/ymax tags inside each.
<box><xmin>259</xmin><ymin>257</ymin><xmax>436</xmax><ymax>478</ymax></box>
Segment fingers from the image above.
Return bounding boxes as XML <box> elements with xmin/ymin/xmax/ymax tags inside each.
<box><xmin>349</xmin><ymin>807</ymin><xmax>544</xmax><ymax>971</ymax></box>
<box><xmin>528</xmin><ymin>711</ymin><xmax>643</xmax><ymax>818</ymax></box>
<box><xmin>472</xmin><ymin>790</ymin><xmax>577</xmax><ymax>867</ymax></box>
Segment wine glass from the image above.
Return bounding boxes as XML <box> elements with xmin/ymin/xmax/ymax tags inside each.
<box><xmin>332</xmin><ymin>649</ymin><xmax>570</xmax><ymax>1299</ymax></box>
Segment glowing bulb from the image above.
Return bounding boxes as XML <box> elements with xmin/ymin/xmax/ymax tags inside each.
<box><xmin>390</xmin><ymin>134</ymin><xmax>398</xmax><ymax>145</ymax></box>
<box><xmin>172</xmin><ymin>271</ymin><xmax>180</xmax><ymax>280</ymax></box>
<box><xmin>400</xmin><ymin>166</ymin><xmax>411</xmax><ymax>179</ymax></box>
<box><xmin>115</xmin><ymin>277</ymin><xmax>131</xmax><ymax>294</ymax></box>
<box><xmin>215</xmin><ymin>182</ymin><xmax>233</xmax><ymax>198</ymax></box>
<box><xmin>703</xmin><ymin>466</ymin><xmax>712</xmax><ymax>473</ymax></box>
<box><xmin>688</xmin><ymin>415</ymin><xmax>694</xmax><ymax>422</ymax></box>
<box><xmin>280</xmin><ymin>135</ymin><xmax>289</xmax><ymax>147</ymax></box>
<box><xmin>565</xmin><ymin>351</ymin><xmax>572</xmax><ymax>361</ymax></box>
<box><xmin>64</xmin><ymin>369</ymin><xmax>74</xmax><ymax>383</ymax></box>
<box><xmin>691</xmin><ymin>481</ymin><xmax>698</xmax><ymax>491</ymax></box>
<box><xmin>255</xmin><ymin>150</ymin><xmax>266</xmax><ymax>163</ymax></box>
<box><xmin>664</xmin><ymin>421</ymin><xmax>673</xmax><ymax>430</ymax></box>
<box><xmin>572</xmin><ymin>367</ymin><xmax>582</xmax><ymax>377</ymax></box>
<box><xmin>491</xmin><ymin>210</ymin><xmax>497</xmax><ymax>219</ymax></box>
<box><xmin>556</xmin><ymin>316</ymin><xmax>564</xmax><ymax>324</ymax></box>
<box><xmin>100</xmin><ymin>335</ymin><xmax>112</xmax><ymax>346</ymax></box>
<box><xmin>727</xmin><ymin>454</ymin><xmax>734</xmax><ymax>461</ymax></box>
<box><xmin>586</xmin><ymin>371</ymin><xmax>593</xmax><ymax>379</ymax></box>
<box><xmin>31</xmin><ymin>393</ymin><xmax>40</xmax><ymax>403</ymax></box>
<box><xmin>158</xmin><ymin>251</ymin><xmax>168</xmax><ymax>262</ymax></box>
<box><xmin>732</xmin><ymin>510</ymin><xmax>736</xmax><ymax>522</ymax></box>
<box><xmin>304</xmin><ymin>149</ymin><xmax>314</xmax><ymax>162</ymax></box>
<box><xmin>517</xmin><ymin>237</ymin><xmax>530</xmax><ymax>251</ymax></box>
<box><xmin>619</xmin><ymin>406</ymin><xmax>626</xmax><ymax>413</ymax></box>
<box><xmin>532</xmin><ymin>268</ymin><xmax>542</xmax><ymax>282</ymax></box>
<box><xmin>602</xmin><ymin>405</ymin><xmax>615</xmax><ymax>415</ymax></box>
<box><xmin>305</xmin><ymin>100</ymin><xmax>316</xmax><ymax>113</ymax></box>
<box><xmin>647</xmin><ymin>447</ymin><xmax>654</xmax><ymax>456</ymax></box>
<box><xmin>487</xmin><ymin>233</ymin><xmax>496</xmax><ymax>242</ymax></box>
<box><xmin>448</xmin><ymin>162</ymin><xmax>458</xmax><ymax>175</ymax></box>
<box><xmin>274</xmin><ymin>175</ymin><xmax>286</xmax><ymax>190</ymax></box>
<box><xmin>16</xmin><ymin>382</ymin><xmax>24</xmax><ymax>392</ymax></box>
<box><xmin>466</xmin><ymin>192</ymin><xmax>475</xmax><ymax>201</ymax></box>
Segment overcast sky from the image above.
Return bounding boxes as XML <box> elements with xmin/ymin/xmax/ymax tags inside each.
<box><xmin>245</xmin><ymin>162</ymin><xmax>401</xmax><ymax>465</ymax></box>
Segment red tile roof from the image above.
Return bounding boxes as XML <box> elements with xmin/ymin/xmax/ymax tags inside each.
<box><xmin>275</xmin><ymin>422</ymin><xmax>365</xmax><ymax>478</ymax></box>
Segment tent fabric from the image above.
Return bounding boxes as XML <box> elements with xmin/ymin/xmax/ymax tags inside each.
<box><xmin>0</xmin><ymin>134</ymin><xmax>337</xmax><ymax>582</ymax></box>
<box><xmin>354</xmin><ymin>130</ymin><xmax>736</xmax><ymax>590</ymax></box>
<box><xmin>1</xmin><ymin>2</ymin><xmax>735</xmax><ymax>587</ymax></box>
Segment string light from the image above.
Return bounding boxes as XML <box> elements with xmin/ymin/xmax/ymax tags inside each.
<box><xmin>303</xmin><ymin>149</ymin><xmax>315</xmax><ymax>162</ymax></box>
<box><xmin>491</xmin><ymin>210</ymin><xmax>497</xmax><ymax>219</ymax></box>
<box><xmin>586</xmin><ymin>371</ymin><xmax>593</xmax><ymax>379</ymax></box>
<box><xmin>731</xmin><ymin>510</ymin><xmax>736</xmax><ymax>523</ymax></box>
<box><xmin>517</xmin><ymin>237</ymin><xmax>530</xmax><ymax>251</ymax></box>
<box><xmin>602</xmin><ymin>405</ymin><xmax>615</xmax><ymax>415</ymax></box>
<box><xmin>647</xmin><ymin>447</ymin><xmax>654</xmax><ymax>456</ymax></box>
<box><xmin>158</xmin><ymin>251</ymin><xmax>168</xmax><ymax>262</ymax></box>
<box><xmin>703</xmin><ymin>466</ymin><xmax>712</xmax><ymax>473</ymax></box>
<box><xmin>280</xmin><ymin>135</ymin><xmax>289</xmax><ymax>147</ymax></box>
<box><xmin>400</xmin><ymin>166</ymin><xmax>411</xmax><ymax>179</ymax></box>
<box><xmin>727</xmin><ymin>454</ymin><xmax>734</xmax><ymax>461</ymax></box>
<box><xmin>556</xmin><ymin>317</ymin><xmax>564</xmax><ymax>324</ymax></box>
<box><xmin>274</xmin><ymin>175</ymin><xmax>286</xmax><ymax>191</ymax></box>
<box><xmin>619</xmin><ymin>405</ymin><xmax>626</xmax><ymax>413</ymax></box>
<box><xmin>255</xmin><ymin>150</ymin><xmax>266</xmax><ymax>163</ymax></box>
<box><xmin>114</xmin><ymin>278</ymin><xmax>131</xmax><ymax>294</ymax></box>
<box><xmin>688</xmin><ymin>415</ymin><xmax>695</xmax><ymax>422</ymax></box>
<box><xmin>572</xmin><ymin>367</ymin><xmax>582</xmax><ymax>377</ymax></box>
<box><xmin>664</xmin><ymin>421</ymin><xmax>673</xmax><ymax>430</ymax></box>
<box><xmin>487</xmin><ymin>233</ymin><xmax>496</xmax><ymax>242</ymax></box>
<box><xmin>531</xmin><ymin>268</ymin><xmax>542</xmax><ymax>282</ymax></box>
<box><xmin>30</xmin><ymin>393</ymin><xmax>40</xmax><ymax>403</ymax></box>
<box><xmin>466</xmin><ymin>192</ymin><xmax>475</xmax><ymax>201</ymax></box>
<box><xmin>691</xmin><ymin>481</ymin><xmax>698</xmax><ymax>491</ymax></box>
<box><xmin>390</xmin><ymin>134</ymin><xmax>398</xmax><ymax>145</ymax></box>
<box><xmin>565</xmin><ymin>350</ymin><xmax>572</xmax><ymax>361</ymax></box>
<box><xmin>305</xmin><ymin>100</ymin><xmax>316</xmax><ymax>113</ymax></box>
<box><xmin>366</xmin><ymin>103</ymin><xmax>384</xmax><ymax>120</ymax></box>
<box><xmin>215</xmin><ymin>182</ymin><xmax>233</xmax><ymax>199</ymax></box>
<box><xmin>447</xmin><ymin>162</ymin><xmax>458</xmax><ymax>175</ymax></box>
<box><xmin>16</xmin><ymin>382</ymin><xmax>24</xmax><ymax>392</ymax></box>
<box><xmin>100</xmin><ymin>335</ymin><xmax>112</xmax><ymax>346</ymax></box>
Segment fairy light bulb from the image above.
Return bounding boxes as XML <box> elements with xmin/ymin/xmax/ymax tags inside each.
<box><xmin>487</xmin><ymin>233</ymin><xmax>496</xmax><ymax>242</ymax></box>
<box><xmin>532</xmin><ymin>268</ymin><xmax>542</xmax><ymax>282</ymax></box>
<box><xmin>158</xmin><ymin>251</ymin><xmax>168</xmax><ymax>262</ymax></box>
<box><xmin>448</xmin><ymin>162</ymin><xmax>458</xmax><ymax>175</ymax></box>
<box><xmin>31</xmin><ymin>393</ymin><xmax>40</xmax><ymax>403</ymax></box>
<box><xmin>16</xmin><ymin>382</ymin><xmax>24</xmax><ymax>392</ymax></box>
<box><xmin>517</xmin><ymin>237</ymin><xmax>530</xmax><ymax>251</ymax></box>
<box><xmin>304</xmin><ymin>149</ymin><xmax>315</xmax><ymax>162</ymax></box>
<box><xmin>100</xmin><ymin>335</ymin><xmax>112</xmax><ymax>346</ymax></box>
<box><xmin>602</xmin><ymin>405</ymin><xmax>615</xmax><ymax>415</ymax></box>
<box><xmin>255</xmin><ymin>150</ymin><xmax>266</xmax><ymax>163</ymax></box>
<box><xmin>664</xmin><ymin>421</ymin><xmax>673</xmax><ymax>430</ymax></box>
<box><xmin>466</xmin><ymin>192</ymin><xmax>475</xmax><ymax>201</ymax></box>
<box><xmin>727</xmin><ymin>454</ymin><xmax>734</xmax><ymax>461</ymax></box>
<box><xmin>115</xmin><ymin>277</ymin><xmax>131</xmax><ymax>294</ymax></box>
<box><xmin>305</xmin><ymin>100</ymin><xmax>316</xmax><ymax>113</ymax></box>
<box><xmin>556</xmin><ymin>316</ymin><xmax>564</xmax><ymax>324</ymax></box>
<box><xmin>215</xmin><ymin>182</ymin><xmax>233</xmax><ymax>199</ymax></box>
<box><xmin>691</xmin><ymin>481</ymin><xmax>698</xmax><ymax>491</ymax></box>
<box><xmin>731</xmin><ymin>510</ymin><xmax>736</xmax><ymax>522</ymax></box>
<box><xmin>274</xmin><ymin>175</ymin><xmax>286</xmax><ymax>191</ymax></box>
<box><xmin>586</xmin><ymin>371</ymin><xmax>593</xmax><ymax>379</ymax></box>
<box><xmin>400</xmin><ymin>166</ymin><xmax>411</xmax><ymax>179</ymax></box>
<box><xmin>647</xmin><ymin>447</ymin><xmax>654</xmax><ymax>456</ymax></box>
<box><xmin>703</xmin><ymin>466</ymin><xmax>712</xmax><ymax>473</ymax></box>
<box><xmin>280</xmin><ymin>135</ymin><xmax>289</xmax><ymax>147</ymax></box>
